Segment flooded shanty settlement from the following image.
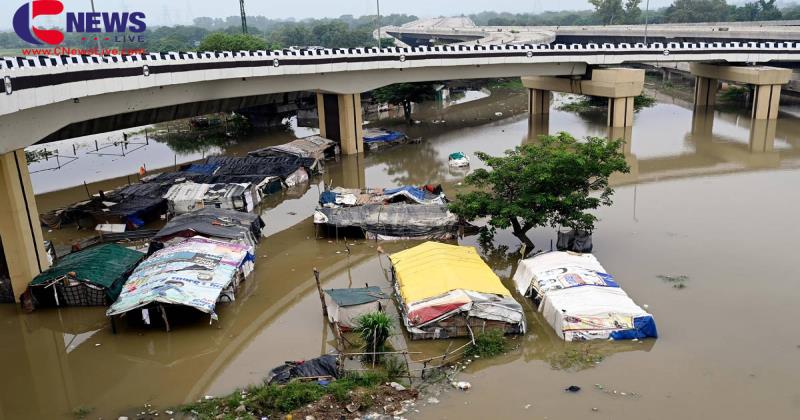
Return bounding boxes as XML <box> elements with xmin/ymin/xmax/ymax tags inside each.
<box><xmin>1</xmin><ymin>8</ymin><xmax>800</xmax><ymax>420</ymax></box>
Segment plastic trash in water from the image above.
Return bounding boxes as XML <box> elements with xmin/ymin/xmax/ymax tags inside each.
<box><xmin>451</xmin><ymin>381</ymin><xmax>472</xmax><ymax>390</ymax></box>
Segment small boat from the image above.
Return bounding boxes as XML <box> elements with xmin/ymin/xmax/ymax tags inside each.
<box><xmin>448</xmin><ymin>152</ymin><xmax>470</xmax><ymax>167</ymax></box>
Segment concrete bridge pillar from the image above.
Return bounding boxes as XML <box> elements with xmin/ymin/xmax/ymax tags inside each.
<box><xmin>694</xmin><ymin>77</ymin><xmax>718</xmax><ymax>108</ymax></box>
<box><xmin>0</xmin><ymin>149</ymin><xmax>49</xmax><ymax>302</ymax></box>
<box><xmin>522</xmin><ymin>68</ymin><xmax>644</xmax><ymax>129</ymax></box>
<box><xmin>316</xmin><ymin>93</ymin><xmax>364</xmax><ymax>155</ymax></box>
<box><xmin>529</xmin><ymin>89</ymin><xmax>551</xmax><ymax>115</ymax></box>
<box><xmin>749</xmin><ymin>119</ymin><xmax>777</xmax><ymax>153</ymax></box>
<box><xmin>608</xmin><ymin>97</ymin><xmax>635</xmax><ymax>128</ymax></box>
<box><xmin>689</xmin><ymin>64</ymin><xmax>791</xmax><ymax>120</ymax></box>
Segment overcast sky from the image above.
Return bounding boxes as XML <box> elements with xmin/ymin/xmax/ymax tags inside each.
<box><xmin>4</xmin><ymin>0</ymin><xmax>686</xmax><ymax>29</ymax></box>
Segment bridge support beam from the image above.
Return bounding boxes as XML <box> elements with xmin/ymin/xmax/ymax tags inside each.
<box><xmin>689</xmin><ymin>64</ymin><xmax>791</xmax><ymax>120</ymax></box>
<box><xmin>522</xmin><ymin>68</ymin><xmax>645</xmax><ymax>128</ymax></box>
<box><xmin>694</xmin><ymin>77</ymin><xmax>718</xmax><ymax>108</ymax></box>
<box><xmin>316</xmin><ymin>93</ymin><xmax>364</xmax><ymax>155</ymax></box>
<box><xmin>0</xmin><ymin>149</ymin><xmax>49</xmax><ymax>302</ymax></box>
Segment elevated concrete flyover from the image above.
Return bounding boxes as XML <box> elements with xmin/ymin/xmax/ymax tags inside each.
<box><xmin>2</xmin><ymin>41</ymin><xmax>799</xmax><ymax>156</ymax></box>
<box><xmin>384</xmin><ymin>18</ymin><xmax>800</xmax><ymax>47</ymax></box>
<box><xmin>0</xmin><ymin>42</ymin><xmax>799</xmax><ymax>300</ymax></box>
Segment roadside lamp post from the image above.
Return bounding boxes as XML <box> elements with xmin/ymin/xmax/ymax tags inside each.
<box><xmin>644</xmin><ymin>0</ymin><xmax>651</xmax><ymax>45</ymax></box>
<box><xmin>376</xmin><ymin>0</ymin><xmax>382</xmax><ymax>48</ymax></box>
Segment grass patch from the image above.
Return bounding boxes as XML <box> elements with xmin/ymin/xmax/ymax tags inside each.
<box><xmin>181</xmin><ymin>371</ymin><xmax>389</xmax><ymax>419</ymax></box>
<box><xmin>466</xmin><ymin>329</ymin><xmax>508</xmax><ymax>358</ymax></box>
<box><xmin>383</xmin><ymin>354</ymin><xmax>409</xmax><ymax>381</ymax></box>
<box><xmin>547</xmin><ymin>345</ymin><xmax>606</xmax><ymax>371</ymax></box>
<box><xmin>558</xmin><ymin>94</ymin><xmax>655</xmax><ymax>113</ymax></box>
<box><xmin>719</xmin><ymin>86</ymin><xmax>749</xmax><ymax>103</ymax></box>
<box><xmin>489</xmin><ymin>78</ymin><xmax>524</xmax><ymax>90</ymax></box>
<box><xmin>657</xmin><ymin>274</ymin><xmax>689</xmax><ymax>289</ymax></box>
<box><xmin>72</xmin><ymin>406</ymin><xmax>93</xmax><ymax>419</ymax></box>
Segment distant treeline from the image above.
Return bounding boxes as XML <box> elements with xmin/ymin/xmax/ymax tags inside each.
<box><xmin>0</xmin><ymin>14</ymin><xmax>417</xmax><ymax>52</ymax></box>
<box><xmin>470</xmin><ymin>0</ymin><xmax>800</xmax><ymax>26</ymax></box>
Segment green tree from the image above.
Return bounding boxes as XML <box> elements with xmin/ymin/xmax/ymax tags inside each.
<box><xmin>371</xmin><ymin>83</ymin><xmax>439</xmax><ymax>124</ymax></box>
<box><xmin>198</xmin><ymin>32</ymin><xmax>270</xmax><ymax>51</ymax></box>
<box><xmin>663</xmin><ymin>0</ymin><xmax>730</xmax><ymax>23</ymax></box>
<box><xmin>589</xmin><ymin>0</ymin><xmax>642</xmax><ymax>24</ymax></box>
<box><xmin>784</xmin><ymin>4</ymin><xmax>800</xmax><ymax>20</ymax></box>
<box><xmin>449</xmin><ymin>133</ymin><xmax>629</xmax><ymax>250</ymax></box>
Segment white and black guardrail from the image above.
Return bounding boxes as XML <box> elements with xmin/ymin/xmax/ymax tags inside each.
<box><xmin>2</xmin><ymin>41</ymin><xmax>799</xmax><ymax>94</ymax></box>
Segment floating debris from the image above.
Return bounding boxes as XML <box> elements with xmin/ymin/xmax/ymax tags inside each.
<box><xmin>565</xmin><ymin>385</ymin><xmax>581</xmax><ymax>393</ymax></box>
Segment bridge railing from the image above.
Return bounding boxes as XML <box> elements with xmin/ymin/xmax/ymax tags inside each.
<box><xmin>2</xmin><ymin>41</ymin><xmax>799</xmax><ymax>72</ymax></box>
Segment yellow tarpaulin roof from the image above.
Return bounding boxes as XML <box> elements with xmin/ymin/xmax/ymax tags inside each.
<box><xmin>389</xmin><ymin>241</ymin><xmax>512</xmax><ymax>303</ymax></box>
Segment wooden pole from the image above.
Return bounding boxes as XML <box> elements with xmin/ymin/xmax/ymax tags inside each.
<box><xmin>313</xmin><ymin>268</ymin><xmax>328</xmax><ymax>317</ymax></box>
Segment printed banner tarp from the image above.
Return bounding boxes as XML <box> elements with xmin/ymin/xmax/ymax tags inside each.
<box><xmin>107</xmin><ymin>237</ymin><xmax>251</xmax><ymax>319</ymax></box>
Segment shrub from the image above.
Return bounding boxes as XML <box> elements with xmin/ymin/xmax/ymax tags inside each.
<box><xmin>354</xmin><ymin>312</ymin><xmax>393</xmax><ymax>355</ymax></box>
<box><xmin>466</xmin><ymin>329</ymin><xmax>508</xmax><ymax>358</ymax></box>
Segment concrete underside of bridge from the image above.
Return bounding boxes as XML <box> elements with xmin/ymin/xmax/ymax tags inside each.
<box><xmin>0</xmin><ymin>62</ymin><xmax>586</xmax><ymax>155</ymax></box>
<box><xmin>0</xmin><ymin>150</ymin><xmax>49</xmax><ymax>302</ymax></box>
<box><xmin>690</xmin><ymin>63</ymin><xmax>792</xmax><ymax>119</ymax></box>
<box><xmin>522</xmin><ymin>68</ymin><xmax>645</xmax><ymax>128</ymax></box>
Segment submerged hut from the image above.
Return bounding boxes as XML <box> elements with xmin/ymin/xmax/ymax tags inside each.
<box><xmin>150</xmin><ymin>207</ymin><xmax>265</xmax><ymax>252</ymax></box>
<box><xmin>314</xmin><ymin>203</ymin><xmax>458</xmax><ymax>240</ymax></box>
<box><xmin>107</xmin><ymin>236</ymin><xmax>254</xmax><ymax>327</ymax></box>
<box><xmin>22</xmin><ymin>244</ymin><xmax>145</xmax><ymax>310</ymax></box>
<box><xmin>512</xmin><ymin>251</ymin><xmax>658</xmax><ymax>341</ymax></box>
<box><xmin>248</xmin><ymin>135</ymin><xmax>338</xmax><ymax>162</ymax></box>
<box><xmin>389</xmin><ymin>242</ymin><xmax>526</xmax><ymax>340</ymax></box>
<box><xmin>163</xmin><ymin>181</ymin><xmax>263</xmax><ymax>215</ymax></box>
<box><xmin>323</xmin><ymin>286</ymin><xmax>390</xmax><ymax>331</ymax></box>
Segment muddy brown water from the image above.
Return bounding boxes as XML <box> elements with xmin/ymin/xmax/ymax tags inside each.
<box><xmin>2</xmin><ymin>87</ymin><xmax>800</xmax><ymax>419</ymax></box>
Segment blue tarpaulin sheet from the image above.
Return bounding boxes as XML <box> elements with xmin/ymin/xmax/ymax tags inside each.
<box><xmin>363</xmin><ymin>130</ymin><xmax>405</xmax><ymax>143</ymax></box>
<box><xmin>383</xmin><ymin>186</ymin><xmax>427</xmax><ymax>202</ymax></box>
<box><xmin>183</xmin><ymin>163</ymin><xmax>220</xmax><ymax>175</ymax></box>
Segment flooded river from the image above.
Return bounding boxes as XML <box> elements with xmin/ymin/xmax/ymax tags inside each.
<box><xmin>2</xmin><ymin>84</ymin><xmax>800</xmax><ymax>419</ymax></box>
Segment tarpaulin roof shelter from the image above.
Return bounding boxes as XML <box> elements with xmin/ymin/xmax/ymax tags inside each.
<box><xmin>206</xmin><ymin>155</ymin><xmax>317</xmax><ymax>178</ymax></box>
<box><xmin>324</xmin><ymin>286</ymin><xmax>389</xmax><ymax>330</ymax></box>
<box><xmin>107</xmin><ymin>237</ymin><xmax>253</xmax><ymax>321</ymax></box>
<box><xmin>249</xmin><ymin>135</ymin><xmax>336</xmax><ymax>161</ymax></box>
<box><xmin>152</xmin><ymin>207</ymin><xmax>264</xmax><ymax>251</ymax></box>
<box><xmin>164</xmin><ymin>182</ymin><xmax>262</xmax><ymax>215</ymax></box>
<box><xmin>319</xmin><ymin>186</ymin><xmax>446</xmax><ymax>208</ymax></box>
<box><xmin>512</xmin><ymin>251</ymin><xmax>657</xmax><ymax>341</ymax></box>
<box><xmin>163</xmin><ymin>182</ymin><xmax>209</xmax><ymax>215</ymax></box>
<box><xmin>74</xmin><ymin>182</ymin><xmax>169</xmax><ymax>228</ymax></box>
<box><xmin>24</xmin><ymin>244</ymin><xmax>144</xmax><ymax>309</ymax></box>
<box><xmin>314</xmin><ymin>204</ymin><xmax>458</xmax><ymax>240</ymax></box>
<box><xmin>389</xmin><ymin>242</ymin><xmax>525</xmax><ymax>340</ymax></box>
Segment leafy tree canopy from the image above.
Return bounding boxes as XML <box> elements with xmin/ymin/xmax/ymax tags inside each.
<box><xmin>589</xmin><ymin>0</ymin><xmax>642</xmax><ymax>25</ymax></box>
<box><xmin>198</xmin><ymin>33</ymin><xmax>271</xmax><ymax>52</ymax></box>
<box><xmin>371</xmin><ymin>83</ymin><xmax>440</xmax><ymax>124</ymax></box>
<box><xmin>449</xmin><ymin>133</ymin><xmax>629</xmax><ymax>250</ymax></box>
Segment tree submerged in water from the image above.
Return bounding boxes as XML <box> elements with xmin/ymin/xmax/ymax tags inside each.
<box><xmin>449</xmin><ymin>132</ymin><xmax>629</xmax><ymax>251</ymax></box>
<box><xmin>371</xmin><ymin>82</ymin><xmax>439</xmax><ymax>124</ymax></box>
